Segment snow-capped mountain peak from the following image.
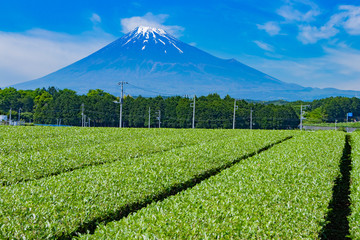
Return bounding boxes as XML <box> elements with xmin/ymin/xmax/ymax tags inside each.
<box><xmin>135</xmin><ymin>26</ymin><xmax>167</xmax><ymax>37</ymax></box>
<box><xmin>121</xmin><ymin>26</ymin><xmax>184</xmax><ymax>54</ymax></box>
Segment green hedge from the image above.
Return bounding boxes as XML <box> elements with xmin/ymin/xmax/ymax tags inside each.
<box><xmin>349</xmin><ymin>132</ymin><xmax>360</xmax><ymax>239</ymax></box>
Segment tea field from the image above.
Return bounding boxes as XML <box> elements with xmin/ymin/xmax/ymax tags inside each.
<box><xmin>0</xmin><ymin>126</ymin><xmax>358</xmax><ymax>239</ymax></box>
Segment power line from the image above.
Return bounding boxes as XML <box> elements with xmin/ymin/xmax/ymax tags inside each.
<box><xmin>127</xmin><ymin>83</ymin><xmax>181</xmax><ymax>96</ymax></box>
<box><xmin>34</xmin><ymin>107</ymin><xmax>301</xmax><ymax>122</ymax></box>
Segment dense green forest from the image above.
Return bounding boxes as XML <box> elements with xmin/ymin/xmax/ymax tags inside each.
<box><xmin>0</xmin><ymin>87</ymin><xmax>358</xmax><ymax>129</ymax></box>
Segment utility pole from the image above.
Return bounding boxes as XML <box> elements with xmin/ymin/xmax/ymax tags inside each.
<box><xmin>18</xmin><ymin>108</ymin><xmax>22</xmax><ymax>125</ymax></box>
<box><xmin>300</xmin><ymin>105</ymin><xmax>303</xmax><ymax>130</ymax></box>
<box><xmin>300</xmin><ymin>104</ymin><xmax>310</xmax><ymax>130</ymax></box>
<box><xmin>335</xmin><ymin>119</ymin><xmax>337</xmax><ymax>131</ymax></box>
<box><xmin>156</xmin><ymin>110</ymin><xmax>161</xmax><ymax>128</ymax></box>
<box><xmin>233</xmin><ymin>99</ymin><xmax>238</xmax><ymax>129</ymax></box>
<box><xmin>81</xmin><ymin>103</ymin><xmax>84</xmax><ymax>127</ymax></box>
<box><xmin>118</xmin><ymin>81</ymin><xmax>128</xmax><ymax>128</ymax></box>
<box><xmin>148</xmin><ymin>107</ymin><xmax>151</xmax><ymax>129</ymax></box>
<box><xmin>190</xmin><ymin>95</ymin><xmax>196</xmax><ymax>129</ymax></box>
<box><xmin>250</xmin><ymin>108</ymin><xmax>253</xmax><ymax>130</ymax></box>
<box><xmin>9</xmin><ymin>108</ymin><xmax>12</xmax><ymax>125</ymax></box>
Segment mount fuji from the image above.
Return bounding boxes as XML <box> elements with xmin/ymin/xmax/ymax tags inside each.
<box><xmin>11</xmin><ymin>26</ymin><xmax>360</xmax><ymax>100</ymax></box>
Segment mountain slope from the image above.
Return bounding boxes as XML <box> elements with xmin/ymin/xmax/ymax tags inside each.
<box><xmin>11</xmin><ymin>26</ymin><xmax>360</xmax><ymax>100</ymax></box>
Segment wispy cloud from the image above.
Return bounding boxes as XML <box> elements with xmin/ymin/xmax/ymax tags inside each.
<box><xmin>90</xmin><ymin>13</ymin><xmax>101</xmax><ymax>24</ymax></box>
<box><xmin>0</xmin><ymin>29</ymin><xmax>115</xmax><ymax>87</ymax></box>
<box><xmin>324</xmin><ymin>46</ymin><xmax>360</xmax><ymax>75</ymax></box>
<box><xmin>297</xmin><ymin>5</ymin><xmax>360</xmax><ymax>44</ymax></box>
<box><xmin>298</xmin><ymin>24</ymin><xmax>338</xmax><ymax>44</ymax></box>
<box><xmin>253</xmin><ymin>41</ymin><xmax>274</xmax><ymax>52</ymax></box>
<box><xmin>257</xmin><ymin>22</ymin><xmax>280</xmax><ymax>36</ymax></box>
<box><xmin>243</xmin><ymin>45</ymin><xmax>360</xmax><ymax>90</ymax></box>
<box><xmin>120</xmin><ymin>12</ymin><xmax>184</xmax><ymax>37</ymax></box>
<box><xmin>277</xmin><ymin>1</ymin><xmax>320</xmax><ymax>22</ymax></box>
<box><xmin>338</xmin><ymin>5</ymin><xmax>360</xmax><ymax>35</ymax></box>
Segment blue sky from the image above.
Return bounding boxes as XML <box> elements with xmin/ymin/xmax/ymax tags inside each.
<box><xmin>1</xmin><ymin>0</ymin><xmax>360</xmax><ymax>90</ymax></box>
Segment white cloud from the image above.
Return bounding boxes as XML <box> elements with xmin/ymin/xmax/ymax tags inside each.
<box><xmin>257</xmin><ymin>22</ymin><xmax>280</xmax><ymax>36</ymax></box>
<box><xmin>298</xmin><ymin>24</ymin><xmax>338</xmax><ymax>44</ymax></box>
<box><xmin>90</xmin><ymin>13</ymin><xmax>101</xmax><ymax>24</ymax></box>
<box><xmin>296</xmin><ymin>5</ymin><xmax>360</xmax><ymax>44</ymax></box>
<box><xmin>338</xmin><ymin>5</ymin><xmax>360</xmax><ymax>35</ymax></box>
<box><xmin>120</xmin><ymin>12</ymin><xmax>184</xmax><ymax>37</ymax></box>
<box><xmin>253</xmin><ymin>41</ymin><xmax>274</xmax><ymax>52</ymax></box>
<box><xmin>241</xmin><ymin>45</ymin><xmax>360</xmax><ymax>90</ymax></box>
<box><xmin>277</xmin><ymin>3</ymin><xmax>320</xmax><ymax>22</ymax></box>
<box><xmin>0</xmin><ymin>29</ymin><xmax>115</xmax><ymax>87</ymax></box>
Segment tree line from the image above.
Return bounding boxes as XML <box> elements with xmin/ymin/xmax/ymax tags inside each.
<box><xmin>3</xmin><ymin>86</ymin><xmax>346</xmax><ymax>129</ymax></box>
<box><xmin>303</xmin><ymin>96</ymin><xmax>360</xmax><ymax>123</ymax></box>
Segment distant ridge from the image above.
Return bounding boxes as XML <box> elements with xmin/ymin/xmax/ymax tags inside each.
<box><xmin>11</xmin><ymin>26</ymin><xmax>360</xmax><ymax>100</ymax></box>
